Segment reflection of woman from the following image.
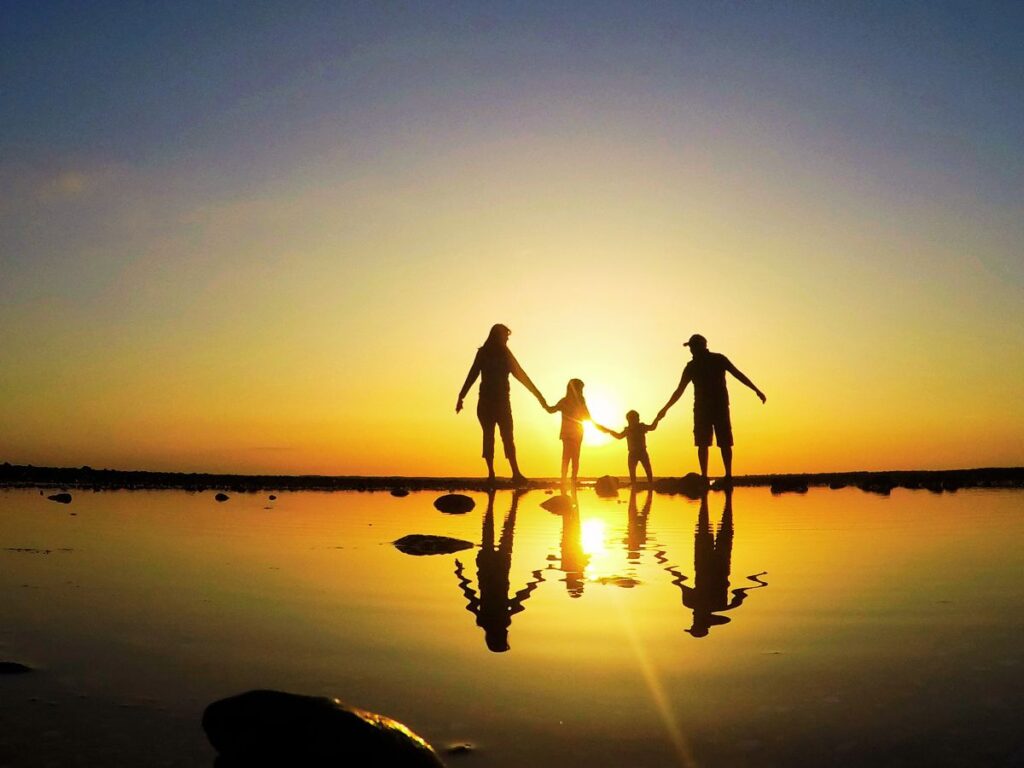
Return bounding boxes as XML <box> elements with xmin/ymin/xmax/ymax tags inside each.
<box><xmin>456</xmin><ymin>324</ymin><xmax>547</xmax><ymax>483</ymax></box>
<box><xmin>454</xmin><ymin>490</ymin><xmax>544</xmax><ymax>652</ymax></box>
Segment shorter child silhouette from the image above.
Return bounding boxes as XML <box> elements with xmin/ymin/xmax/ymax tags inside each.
<box><xmin>596</xmin><ymin>410</ymin><xmax>657</xmax><ymax>485</ymax></box>
<box><xmin>546</xmin><ymin>379</ymin><xmax>591</xmax><ymax>487</ymax></box>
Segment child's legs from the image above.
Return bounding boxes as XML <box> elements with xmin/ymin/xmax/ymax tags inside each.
<box><xmin>566</xmin><ymin>440</ymin><xmax>582</xmax><ymax>481</ymax></box>
<box><xmin>639</xmin><ymin>454</ymin><xmax>653</xmax><ymax>483</ymax></box>
<box><xmin>561</xmin><ymin>440</ymin><xmax>572</xmax><ymax>481</ymax></box>
<box><xmin>628</xmin><ymin>456</ymin><xmax>639</xmax><ymax>485</ymax></box>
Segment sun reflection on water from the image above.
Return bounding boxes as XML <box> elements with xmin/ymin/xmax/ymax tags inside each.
<box><xmin>581</xmin><ymin>518</ymin><xmax>612</xmax><ymax>581</ymax></box>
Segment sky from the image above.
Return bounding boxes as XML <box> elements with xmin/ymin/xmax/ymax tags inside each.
<box><xmin>1</xmin><ymin>1</ymin><xmax>1022</xmax><ymax>476</ymax></box>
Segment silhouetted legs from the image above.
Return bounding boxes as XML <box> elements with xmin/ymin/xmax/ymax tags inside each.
<box><xmin>561</xmin><ymin>439</ymin><xmax>581</xmax><ymax>487</ymax></box>
<box><xmin>697</xmin><ymin>446</ymin><xmax>732</xmax><ymax>480</ymax></box>
<box><xmin>628</xmin><ymin>454</ymin><xmax>653</xmax><ymax>486</ymax></box>
<box><xmin>479</xmin><ymin>399</ymin><xmax>524</xmax><ymax>483</ymax></box>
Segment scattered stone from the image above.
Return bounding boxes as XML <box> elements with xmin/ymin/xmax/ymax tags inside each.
<box><xmin>215</xmin><ymin>493</ymin><xmax>230</xmax><ymax>502</ymax></box>
<box><xmin>269</xmin><ymin>495</ymin><xmax>277</xmax><ymax>501</ymax></box>
<box><xmin>390</xmin><ymin>488</ymin><xmax>410</xmax><ymax>498</ymax></box>
<box><xmin>202</xmin><ymin>690</ymin><xmax>444</xmax><ymax>767</ymax></box>
<box><xmin>770</xmin><ymin>479</ymin><xmax>808</xmax><ymax>495</ymax></box>
<box><xmin>828</xmin><ymin>481</ymin><xmax>847</xmax><ymax>490</ymax></box>
<box><xmin>446</xmin><ymin>742</ymin><xmax>475</xmax><ymax>755</ymax></box>
<box><xmin>858</xmin><ymin>482</ymin><xmax>893</xmax><ymax>496</ymax></box>
<box><xmin>0</xmin><ymin>662</ymin><xmax>33</xmax><ymax>675</ymax></box>
<box><xmin>47</xmin><ymin>493</ymin><xmax>72</xmax><ymax>504</ymax></box>
<box><xmin>655</xmin><ymin>473</ymin><xmax>709</xmax><ymax>499</ymax></box>
<box><xmin>393</xmin><ymin>534</ymin><xmax>474</xmax><ymax>556</ymax></box>
<box><xmin>543</xmin><ymin>489</ymin><xmax>554</xmax><ymax>495</ymax></box>
<box><xmin>594</xmin><ymin>475</ymin><xmax>619</xmax><ymax>497</ymax></box>
<box><xmin>433</xmin><ymin>494</ymin><xmax>474</xmax><ymax>514</ymax></box>
<box><xmin>540</xmin><ymin>495</ymin><xmax>574</xmax><ymax>514</ymax></box>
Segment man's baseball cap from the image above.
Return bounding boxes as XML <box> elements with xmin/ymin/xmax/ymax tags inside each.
<box><xmin>683</xmin><ymin>333</ymin><xmax>707</xmax><ymax>347</ymax></box>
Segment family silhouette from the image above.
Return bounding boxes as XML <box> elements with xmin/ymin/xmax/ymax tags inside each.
<box><xmin>457</xmin><ymin>324</ymin><xmax>767</xmax><ymax>485</ymax></box>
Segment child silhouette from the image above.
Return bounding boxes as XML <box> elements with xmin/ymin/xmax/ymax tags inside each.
<box><xmin>596</xmin><ymin>410</ymin><xmax>658</xmax><ymax>486</ymax></box>
<box><xmin>546</xmin><ymin>379</ymin><xmax>591</xmax><ymax>487</ymax></box>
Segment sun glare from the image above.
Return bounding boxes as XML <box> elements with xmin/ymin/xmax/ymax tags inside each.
<box><xmin>581</xmin><ymin>518</ymin><xmax>611</xmax><ymax>581</ymax></box>
<box><xmin>583</xmin><ymin>391</ymin><xmax>621</xmax><ymax>446</ymax></box>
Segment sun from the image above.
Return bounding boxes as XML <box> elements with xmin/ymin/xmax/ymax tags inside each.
<box><xmin>582</xmin><ymin>390</ymin><xmax>622</xmax><ymax>446</ymax></box>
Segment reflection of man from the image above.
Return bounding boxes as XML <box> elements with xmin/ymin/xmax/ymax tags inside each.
<box><xmin>665</xmin><ymin>490</ymin><xmax>767</xmax><ymax>638</ymax></box>
<box><xmin>656</xmin><ymin>333</ymin><xmax>765</xmax><ymax>482</ymax></box>
<box><xmin>455</xmin><ymin>490</ymin><xmax>543</xmax><ymax>652</ymax></box>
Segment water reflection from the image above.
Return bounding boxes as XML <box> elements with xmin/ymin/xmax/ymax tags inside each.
<box><xmin>454</xmin><ymin>490</ymin><xmax>544</xmax><ymax>652</ymax></box>
<box><xmin>548</xmin><ymin>491</ymin><xmax>590</xmax><ymax>598</ymax></box>
<box><xmin>664</xmin><ymin>489</ymin><xmax>768</xmax><ymax>637</ymax></box>
<box><xmin>624</xmin><ymin>488</ymin><xmax>652</xmax><ymax>562</ymax></box>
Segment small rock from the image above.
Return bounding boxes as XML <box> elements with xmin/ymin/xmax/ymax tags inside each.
<box><xmin>594</xmin><ymin>475</ymin><xmax>619</xmax><ymax>497</ymax></box>
<box><xmin>770</xmin><ymin>479</ymin><xmax>808</xmax><ymax>495</ymax></box>
<box><xmin>446</xmin><ymin>742</ymin><xmax>475</xmax><ymax>755</ymax></box>
<box><xmin>47</xmin><ymin>493</ymin><xmax>72</xmax><ymax>504</ymax></box>
<box><xmin>215</xmin><ymin>493</ymin><xmax>230</xmax><ymax>502</ymax></box>
<box><xmin>540</xmin><ymin>495</ymin><xmax>574</xmax><ymax>514</ymax></box>
<box><xmin>394</xmin><ymin>534</ymin><xmax>474</xmax><ymax>556</ymax></box>
<box><xmin>433</xmin><ymin>494</ymin><xmax>475</xmax><ymax>514</ymax></box>
<box><xmin>655</xmin><ymin>473</ymin><xmax>709</xmax><ymax>499</ymax></box>
<box><xmin>269</xmin><ymin>495</ymin><xmax>277</xmax><ymax>501</ymax></box>
<box><xmin>828</xmin><ymin>481</ymin><xmax>847</xmax><ymax>490</ymax></box>
<box><xmin>0</xmin><ymin>662</ymin><xmax>33</xmax><ymax>675</ymax></box>
<box><xmin>390</xmin><ymin>488</ymin><xmax>410</xmax><ymax>498</ymax></box>
<box><xmin>202</xmin><ymin>690</ymin><xmax>444</xmax><ymax>767</ymax></box>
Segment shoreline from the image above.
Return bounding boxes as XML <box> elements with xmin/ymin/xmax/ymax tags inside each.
<box><xmin>2</xmin><ymin>463</ymin><xmax>1022</xmax><ymax>494</ymax></box>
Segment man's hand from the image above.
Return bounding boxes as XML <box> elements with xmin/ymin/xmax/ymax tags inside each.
<box><xmin>456</xmin><ymin>397</ymin><xmax>464</xmax><ymax>414</ymax></box>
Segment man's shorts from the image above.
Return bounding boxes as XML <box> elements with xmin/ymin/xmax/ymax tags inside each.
<box><xmin>477</xmin><ymin>398</ymin><xmax>514</xmax><ymax>460</ymax></box>
<box><xmin>693</xmin><ymin>406</ymin><xmax>733</xmax><ymax>447</ymax></box>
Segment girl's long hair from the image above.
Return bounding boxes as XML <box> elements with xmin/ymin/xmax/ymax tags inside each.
<box><xmin>564</xmin><ymin>378</ymin><xmax>585</xmax><ymax>405</ymax></box>
<box><xmin>480</xmin><ymin>323</ymin><xmax>510</xmax><ymax>350</ymax></box>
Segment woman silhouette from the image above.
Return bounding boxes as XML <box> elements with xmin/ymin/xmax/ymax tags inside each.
<box><xmin>456</xmin><ymin>324</ymin><xmax>547</xmax><ymax>483</ymax></box>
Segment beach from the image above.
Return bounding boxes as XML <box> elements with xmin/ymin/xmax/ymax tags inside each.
<box><xmin>3</xmin><ymin>484</ymin><xmax>1023</xmax><ymax>766</ymax></box>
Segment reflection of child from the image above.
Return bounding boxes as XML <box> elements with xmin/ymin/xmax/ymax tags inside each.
<box><xmin>596</xmin><ymin>410</ymin><xmax>657</xmax><ymax>485</ymax></box>
<box><xmin>546</xmin><ymin>379</ymin><xmax>591</xmax><ymax>486</ymax></box>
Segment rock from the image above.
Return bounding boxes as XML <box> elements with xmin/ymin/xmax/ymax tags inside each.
<box><xmin>269</xmin><ymin>495</ymin><xmax>277</xmax><ymax>501</ymax></box>
<box><xmin>594</xmin><ymin>475</ymin><xmax>619</xmax><ymax>497</ymax></box>
<box><xmin>655</xmin><ymin>473</ymin><xmax>709</xmax><ymax>499</ymax></box>
<box><xmin>540</xmin><ymin>495</ymin><xmax>574</xmax><ymax>514</ymax></box>
<box><xmin>858</xmin><ymin>482</ymin><xmax>893</xmax><ymax>496</ymax></box>
<box><xmin>202</xmin><ymin>690</ymin><xmax>444</xmax><ymax>767</ymax></box>
<box><xmin>828</xmin><ymin>481</ymin><xmax>847</xmax><ymax>490</ymax></box>
<box><xmin>47</xmin><ymin>492</ymin><xmax>72</xmax><ymax>504</ymax></box>
<box><xmin>446</xmin><ymin>742</ymin><xmax>475</xmax><ymax>755</ymax></box>
<box><xmin>770</xmin><ymin>479</ymin><xmax>808</xmax><ymax>495</ymax></box>
<box><xmin>393</xmin><ymin>535</ymin><xmax>474</xmax><ymax>556</ymax></box>
<box><xmin>0</xmin><ymin>662</ymin><xmax>33</xmax><ymax>674</ymax></box>
<box><xmin>433</xmin><ymin>494</ymin><xmax>474</xmax><ymax>514</ymax></box>
<box><xmin>215</xmin><ymin>493</ymin><xmax>230</xmax><ymax>502</ymax></box>
<box><xmin>390</xmin><ymin>488</ymin><xmax>410</xmax><ymax>498</ymax></box>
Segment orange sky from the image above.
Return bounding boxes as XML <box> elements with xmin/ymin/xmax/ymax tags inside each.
<box><xmin>2</xmin><ymin>5</ymin><xmax>1022</xmax><ymax>477</ymax></box>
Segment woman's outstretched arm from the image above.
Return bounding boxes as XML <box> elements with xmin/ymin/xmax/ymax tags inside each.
<box><xmin>508</xmin><ymin>350</ymin><xmax>547</xmax><ymax>409</ymax></box>
<box><xmin>456</xmin><ymin>350</ymin><xmax>482</xmax><ymax>413</ymax></box>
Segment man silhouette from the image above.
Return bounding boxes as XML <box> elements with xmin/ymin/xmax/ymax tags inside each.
<box><xmin>656</xmin><ymin>333</ymin><xmax>766</xmax><ymax>481</ymax></box>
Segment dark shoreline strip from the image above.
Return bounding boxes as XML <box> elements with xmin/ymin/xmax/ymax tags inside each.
<box><xmin>1</xmin><ymin>463</ymin><xmax>1022</xmax><ymax>494</ymax></box>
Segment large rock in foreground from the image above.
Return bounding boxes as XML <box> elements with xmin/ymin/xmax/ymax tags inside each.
<box><xmin>203</xmin><ymin>690</ymin><xmax>444</xmax><ymax>767</ymax></box>
<box><xmin>0</xmin><ymin>661</ymin><xmax>33</xmax><ymax>674</ymax></box>
<box><xmin>394</xmin><ymin>534</ymin><xmax>473</xmax><ymax>556</ymax></box>
<box><xmin>433</xmin><ymin>494</ymin><xmax>475</xmax><ymax>514</ymax></box>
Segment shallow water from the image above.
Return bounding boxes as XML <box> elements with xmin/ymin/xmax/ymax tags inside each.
<box><xmin>1</xmin><ymin>486</ymin><xmax>1022</xmax><ymax>767</ymax></box>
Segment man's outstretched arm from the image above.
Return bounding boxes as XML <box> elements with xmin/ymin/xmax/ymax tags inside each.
<box><xmin>725</xmin><ymin>359</ymin><xmax>766</xmax><ymax>404</ymax></box>
<box><xmin>456</xmin><ymin>352</ymin><xmax>482</xmax><ymax>413</ymax></box>
<box><xmin>508</xmin><ymin>351</ymin><xmax>548</xmax><ymax>409</ymax></box>
<box><xmin>656</xmin><ymin>371</ymin><xmax>691</xmax><ymax>421</ymax></box>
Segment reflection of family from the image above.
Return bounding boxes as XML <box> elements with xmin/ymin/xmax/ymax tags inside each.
<box><xmin>457</xmin><ymin>324</ymin><xmax>766</xmax><ymax>486</ymax></box>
